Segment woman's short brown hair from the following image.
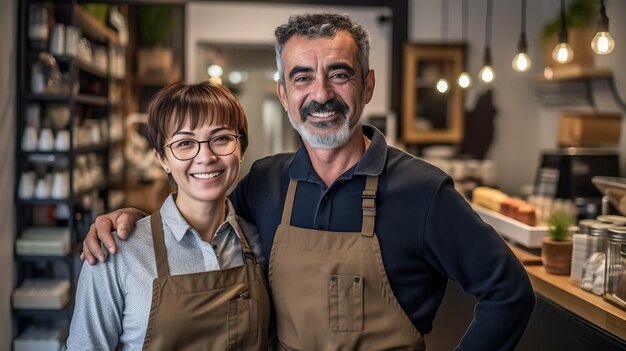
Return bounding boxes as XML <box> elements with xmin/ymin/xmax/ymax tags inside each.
<box><xmin>146</xmin><ymin>80</ymin><xmax>249</xmax><ymax>158</ymax></box>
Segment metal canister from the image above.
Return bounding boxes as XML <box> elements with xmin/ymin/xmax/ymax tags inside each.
<box><xmin>581</xmin><ymin>222</ymin><xmax>615</xmax><ymax>294</ymax></box>
<box><xmin>604</xmin><ymin>227</ymin><xmax>626</xmax><ymax>310</ymax></box>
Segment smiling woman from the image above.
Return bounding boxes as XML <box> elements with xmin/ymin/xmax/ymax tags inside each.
<box><xmin>66</xmin><ymin>81</ymin><xmax>270</xmax><ymax>350</ymax></box>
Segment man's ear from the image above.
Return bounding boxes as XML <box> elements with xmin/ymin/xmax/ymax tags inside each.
<box><xmin>364</xmin><ymin>69</ymin><xmax>375</xmax><ymax>104</ymax></box>
<box><xmin>276</xmin><ymin>80</ymin><xmax>289</xmax><ymax>111</ymax></box>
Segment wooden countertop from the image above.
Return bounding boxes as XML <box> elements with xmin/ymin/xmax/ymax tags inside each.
<box><xmin>508</xmin><ymin>244</ymin><xmax>626</xmax><ymax>341</ymax></box>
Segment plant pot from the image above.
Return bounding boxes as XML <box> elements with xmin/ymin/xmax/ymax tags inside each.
<box><xmin>137</xmin><ymin>47</ymin><xmax>174</xmax><ymax>78</ymax></box>
<box><xmin>542</xmin><ymin>237</ymin><xmax>573</xmax><ymax>275</ymax></box>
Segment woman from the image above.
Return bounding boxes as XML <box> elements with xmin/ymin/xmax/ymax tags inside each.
<box><xmin>66</xmin><ymin>81</ymin><xmax>270</xmax><ymax>350</ymax></box>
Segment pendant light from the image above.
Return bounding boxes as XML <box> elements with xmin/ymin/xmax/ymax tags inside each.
<box><xmin>591</xmin><ymin>0</ymin><xmax>615</xmax><ymax>55</ymax></box>
<box><xmin>457</xmin><ymin>0</ymin><xmax>472</xmax><ymax>89</ymax></box>
<box><xmin>436</xmin><ymin>0</ymin><xmax>450</xmax><ymax>94</ymax></box>
<box><xmin>552</xmin><ymin>0</ymin><xmax>574</xmax><ymax>64</ymax></box>
<box><xmin>512</xmin><ymin>0</ymin><xmax>532</xmax><ymax>72</ymax></box>
<box><xmin>479</xmin><ymin>0</ymin><xmax>495</xmax><ymax>83</ymax></box>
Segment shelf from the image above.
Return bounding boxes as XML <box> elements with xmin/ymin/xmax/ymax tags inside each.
<box><xmin>22</xmin><ymin>145</ymin><xmax>109</xmax><ymax>158</ymax></box>
<box><xmin>14</xmin><ymin>0</ymin><xmax>129</xmax><ymax>339</ymax></box>
<box><xmin>74</xmin><ymin>94</ymin><xmax>108</xmax><ymax>106</ymax></box>
<box><xmin>538</xmin><ymin>67</ymin><xmax>613</xmax><ymax>82</ymax></box>
<box><xmin>13</xmin><ymin>304</ymin><xmax>73</xmax><ymax>318</ymax></box>
<box><xmin>25</xmin><ymin>94</ymin><xmax>108</xmax><ymax>106</ymax></box>
<box><xmin>74</xmin><ymin>5</ymin><xmax>121</xmax><ymax>46</ymax></box>
<box><xmin>26</xmin><ymin>54</ymin><xmax>109</xmax><ymax>79</ymax></box>
<box><xmin>17</xmin><ymin>181</ymin><xmax>108</xmax><ymax>205</ymax></box>
<box><xmin>536</xmin><ymin>67</ymin><xmax>626</xmax><ymax>111</ymax></box>
<box><xmin>15</xmin><ymin>253</ymin><xmax>72</xmax><ymax>263</ymax></box>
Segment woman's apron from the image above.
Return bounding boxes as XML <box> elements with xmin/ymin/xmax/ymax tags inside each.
<box><xmin>141</xmin><ymin>211</ymin><xmax>270</xmax><ymax>350</ymax></box>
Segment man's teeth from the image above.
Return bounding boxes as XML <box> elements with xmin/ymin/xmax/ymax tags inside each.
<box><xmin>310</xmin><ymin>111</ymin><xmax>335</xmax><ymax>118</ymax></box>
<box><xmin>192</xmin><ymin>171</ymin><xmax>222</xmax><ymax>179</ymax></box>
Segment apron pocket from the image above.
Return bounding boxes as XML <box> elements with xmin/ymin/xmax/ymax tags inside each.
<box><xmin>328</xmin><ymin>274</ymin><xmax>364</xmax><ymax>332</ymax></box>
<box><xmin>227</xmin><ymin>294</ymin><xmax>259</xmax><ymax>347</ymax></box>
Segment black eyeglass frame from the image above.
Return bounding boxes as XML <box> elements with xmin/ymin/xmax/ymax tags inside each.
<box><xmin>162</xmin><ymin>134</ymin><xmax>241</xmax><ymax>161</ymax></box>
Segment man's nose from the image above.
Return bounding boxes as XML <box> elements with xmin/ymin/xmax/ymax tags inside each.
<box><xmin>310</xmin><ymin>76</ymin><xmax>334</xmax><ymax>104</ymax></box>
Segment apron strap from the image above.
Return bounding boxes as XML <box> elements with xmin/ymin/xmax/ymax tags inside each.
<box><xmin>280</xmin><ymin>179</ymin><xmax>298</xmax><ymax>226</ymax></box>
<box><xmin>229</xmin><ymin>218</ymin><xmax>257</xmax><ymax>264</ymax></box>
<box><xmin>361</xmin><ymin>176</ymin><xmax>379</xmax><ymax>236</ymax></box>
<box><xmin>150</xmin><ymin>211</ymin><xmax>170</xmax><ymax>277</ymax></box>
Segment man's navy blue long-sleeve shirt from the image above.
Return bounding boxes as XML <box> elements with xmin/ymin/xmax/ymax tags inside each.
<box><xmin>229</xmin><ymin>125</ymin><xmax>535</xmax><ymax>350</ymax></box>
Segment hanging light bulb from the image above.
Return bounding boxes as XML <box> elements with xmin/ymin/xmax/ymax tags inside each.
<box><xmin>479</xmin><ymin>0</ymin><xmax>495</xmax><ymax>83</ymax></box>
<box><xmin>479</xmin><ymin>65</ymin><xmax>495</xmax><ymax>83</ymax></box>
<box><xmin>591</xmin><ymin>0</ymin><xmax>615</xmax><ymax>55</ymax></box>
<box><xmin>512</xmin><ymin>0</ymin><xmax>532</xmax><ymax>72</ymax></box>
<box><xmin>552</xmin><ymin>0</ymin><xmax>574</xmax><ymax>64</ymax></box>
<box><xmin>512</xmin><ymin>52</ymin><xmax>531</xmax><ymax>72</ymax></box>
<box><xmin>457</xmin><ymin>72</ymin><xmax>472</xmax><ymax>89</ymax></box>
<box><xmin>552</xmin><ymin>43</ymin><xmax>573</xmax><ymax>63</ymax></box>
<box><xmin>436</xmin><ymin>78</ymin><xmax>450</xmax><ymax>93</ymax></box>
<box><xmin>457</xmin><ymin>0</ymin><xmax>471</xmax><ymax>89</ymax></box>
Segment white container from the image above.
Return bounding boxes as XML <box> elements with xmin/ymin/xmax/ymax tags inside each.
<box><xmin>16</xmin><ymin>227</ymin><xmax>70</xmax><ymax>256</ymax></box>
<box><xmin>14</xmin><ymin>325</ymin><xmax>67</xmax><ymax>351</ymax></box>
<box><xmin>12</xmin><ymin>279</ymin><xmax>70</xmax><ymax>309</ymax></box>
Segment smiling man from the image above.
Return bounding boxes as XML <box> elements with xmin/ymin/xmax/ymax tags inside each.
<box><xmin>82</xmin><ymin>13</ymin><xmax>535</xmax><ymax>350</ymax></box>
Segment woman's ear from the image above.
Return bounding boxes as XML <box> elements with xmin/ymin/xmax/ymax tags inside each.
<box><xmin>155</xmin><ymin>150</ymin><xmax>170</xmax><ymax>173</ymax></box>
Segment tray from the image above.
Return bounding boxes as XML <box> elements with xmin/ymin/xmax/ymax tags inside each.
<box><xmin>473</xmin><ymin>205</ymin><xmax>551</xmax><ymax>248</ymax></box>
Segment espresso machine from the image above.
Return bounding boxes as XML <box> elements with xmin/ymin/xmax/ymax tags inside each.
<box><xmin>534</xmin><ymin>148</ymin><xmax>620</xmax><ymax>218</ymax></box>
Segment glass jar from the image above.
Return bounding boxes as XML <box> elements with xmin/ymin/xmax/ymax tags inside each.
<box><xmin>570</xmin><ymin>219</ymin><xmax>602</xmax><ymax>285</ymax></box>
<box><xmin>578</xmin><ymin>219</ymin><xmax>601</xmax><ymax>235</ymax></box>
<box><xmin>604</xmin><ymin>227</ymin><xmax>626</xmax><ymax>310</ymax></box>
<box><xmin>28</xmin><ymin>3</ymin><xmax>49</xmax><ymax>51</ymax></box>
<box><xmin>581</xmin><ymin>222</ymin><xmax>615</xmax><ymax>294</ymax></box>
<box><xmin>31</xmin><ymin>53</ymin><xmax>62</xmax><ymax>95</ymax></box>
<box><xmin>597</xmin><ymin>215</ymin><xmax>626</xmax><ymax>226</ymax></box>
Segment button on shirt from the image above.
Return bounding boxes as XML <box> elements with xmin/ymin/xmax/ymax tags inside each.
<box><xmin>66</xmin><ymin>194</ymin><xmax>262</xmax><ymax>350</ymax></box>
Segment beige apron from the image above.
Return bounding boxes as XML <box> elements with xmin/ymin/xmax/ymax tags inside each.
<box><xmin>269</xmin><ymin>176</ymin><xmax>426</xmax><ymax>350</ymax></box>
<box><xmin>141</xmin><ymin>211</ymin><xmax>270</xmax><ymax>351</ymax></box>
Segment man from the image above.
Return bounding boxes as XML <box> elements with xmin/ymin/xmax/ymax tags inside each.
<box><xmin>83</xmin><ymin>13</ymin><xmax>535</xmax><ymax>350</ymax></box>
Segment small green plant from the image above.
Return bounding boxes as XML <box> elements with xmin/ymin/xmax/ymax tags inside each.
<box><xmin>548</xmin><ymin>210</ymin><xmax>571</xmax><ymax>241</ymax></box>
<box><xmin>542</xmin><ymin>0</ymin><xmax>597</xmax><ymax>39</ymax></box>
<box><xmin>138</xmin><ymin>5</ymin><xmax>175</xmax><ymax>47</ymax></box>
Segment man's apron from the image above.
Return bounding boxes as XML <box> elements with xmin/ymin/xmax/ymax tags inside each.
<box><xmin>141</xmin><ymin>211</ymin><xmax>270</xmax><ymax>350</ymax></box>
<box><xmin>269</xmin><ymin>176</ymin><xmax>426</xmax><ymax>350</ymax></box>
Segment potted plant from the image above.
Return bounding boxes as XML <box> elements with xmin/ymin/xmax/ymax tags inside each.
<box><xmin>542</xmin><ymin>210</ymin><xmax>574</xmax><ymax>275</ymax></box>
<box><xmin>137</xmin><ymin>5</ymin><xmax>176</xmax><ymax>79</ymax></box>
<box><xmin>542</xmin><ymin>0</ymin><xmax>597</xmax><ymax>69</ymax></box>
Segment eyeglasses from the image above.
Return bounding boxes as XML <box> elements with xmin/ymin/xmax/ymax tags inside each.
<box><xmin>163</xmin><ymin>134</ymin><xmax>241</xmax><ymax>161</ymax></box>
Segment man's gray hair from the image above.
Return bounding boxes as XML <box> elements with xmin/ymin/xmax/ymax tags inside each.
<box><xmin>274</xmin><ymin>13</ymin><xmax>370</xmax><ymax>84</ymax></box>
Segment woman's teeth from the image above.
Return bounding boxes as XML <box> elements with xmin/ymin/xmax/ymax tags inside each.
<box><xmin>191</xmin><ymin>171</ymin><xmax>222</xmax><ymax>179</ymax></box>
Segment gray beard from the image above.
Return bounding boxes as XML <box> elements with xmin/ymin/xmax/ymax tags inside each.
<box><xmin>289</xmin><ymin>115</ymin><xmax>357</xmax><ymax>150</ymax></box>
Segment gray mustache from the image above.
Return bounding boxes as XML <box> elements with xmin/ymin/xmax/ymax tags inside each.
<box><xmin>300</xmin><ymin>99</ymin><xmax>348</xmax><ymax>119</ymax></box>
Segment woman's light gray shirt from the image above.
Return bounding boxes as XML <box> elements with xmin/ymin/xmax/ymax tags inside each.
<box><xmin>66</xmin><ymin>194</ymin><xmax>263</xmax><ymax>350</ymax></box>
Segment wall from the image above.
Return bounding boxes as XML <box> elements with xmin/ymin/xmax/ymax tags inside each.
<box><xmin>410</xmin><ymin>0</ymin><xmax>626</xmax><ymax>195</ymax></box>
<box><xmin>0</xmin><ymin>0</ymin><xmax>16</xmax><ymax>347</ymax></box>
<box><xmin>186</xmin><ymin>2</ymin><xmax>393</xmax><ymax>173</ymax></box>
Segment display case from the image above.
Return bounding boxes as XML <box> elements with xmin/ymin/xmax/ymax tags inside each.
<box><xmin>13</xmin><ymin>1</ymin><xmax>127</xmax><ymax>346</ymax></box>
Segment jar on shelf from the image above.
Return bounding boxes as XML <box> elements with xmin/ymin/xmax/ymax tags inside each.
<box><xmin>31</xmin><ymin>53</ymin><xmax>62</xmax><ymax>95</ymax></box>
<box><xmin>581</xmin><ymin>222</ymin><xmax>616</xmax><ymax>295</ymax></box>
<box><xmin>570</xmin><ymin>219</ymin><xmax>602</xmax><ymax>286</ymax></box>
<box><xmin>605</xmin><ymin>227</ymin><xmax>626</xmax><ymax>310</ymax></box>
<box><xmin>28</xmin><ymin>3</ymin><xmax>50</xmax><ymax>51</ymax></box>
